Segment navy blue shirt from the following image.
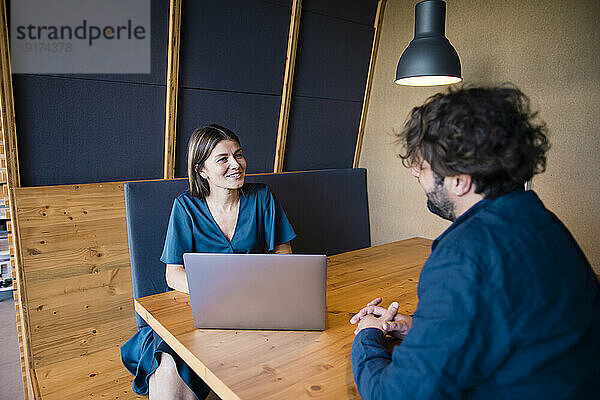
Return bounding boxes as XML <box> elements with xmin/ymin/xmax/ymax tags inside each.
<box><xmin>352</xmin><ymin>190</ymin><xmax>600</xmax><ymax>399</ymax></box>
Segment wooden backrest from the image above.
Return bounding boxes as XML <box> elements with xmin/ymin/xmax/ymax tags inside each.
<box><xmin>11</xmin><ymin>182</ymin><xmax>140</xmax><ymax>399</ymax></box>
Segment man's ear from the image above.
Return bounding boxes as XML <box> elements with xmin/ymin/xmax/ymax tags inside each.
<box><xmin>448</xmin><ymin>174</ymin><xmax>473</xmax><ymax>197</ymax></box>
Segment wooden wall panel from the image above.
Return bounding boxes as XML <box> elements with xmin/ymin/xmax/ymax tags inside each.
<box><xmin>353</xmin><ymin>0</ymin><xmax>386</xmax><ymax>168</ymax></box>
<box><xmin>26</xmin><ymin>269</ymin><xmax>133</xmax><ymax>310</ymax></box>
<box><xmin>35</xmin><ymin>345</ymin><xmax>141</xmax><ymax>400</ymax></box>
<box><xmin>11</xmin><ymin>182</ymin><xmax>139</xmax><ymax>397</ymax></box>
<box><xmin>163</xmin><ymin>0</ymin><xmax>182</xmax><ymax>179</ymax></box>
<box><xmin>274</xmin><ymin>0</ymin><xmax>302</xmax><ymax>173</ymax></box>
<box><xmin>0</xmin><ymin>0</ymin><xmax>20</xmax><ymax>188</ymax></box>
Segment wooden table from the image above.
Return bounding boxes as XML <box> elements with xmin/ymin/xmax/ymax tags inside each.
<box><xmin>134</xmin><ymin>238</ymin><xmax>431</xmax><ymax>399</ymax></box>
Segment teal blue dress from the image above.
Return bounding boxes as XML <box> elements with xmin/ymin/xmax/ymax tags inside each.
<box><xmin>121</xmin><ymin>183</ymin><xmax>296</xmax><ymax>399</ymax></box>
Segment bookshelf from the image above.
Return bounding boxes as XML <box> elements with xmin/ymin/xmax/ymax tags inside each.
<box><xmin>0</xmin><ymin>141</ymin><xmax>11</xmax><ymax>293</ymax></box>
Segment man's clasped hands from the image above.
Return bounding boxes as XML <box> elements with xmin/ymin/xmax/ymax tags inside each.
<box><xmin>350</xmin><ymin>297</ymin><xmax>413</xmax><ymax>338</ymax></box>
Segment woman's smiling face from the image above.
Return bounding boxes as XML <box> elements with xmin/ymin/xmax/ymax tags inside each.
<box><xmin>198</xmin><ymin>139</ymin><xmax>246</xmax><ymax>192</ymax></box>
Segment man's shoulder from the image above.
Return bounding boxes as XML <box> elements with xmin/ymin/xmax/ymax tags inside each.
<box><xmin>428</xmin><ymin>191</ymin><xmax>549</xmax><ymax>271</ymax></box>
<box><xmin>431</xmin><ymin>189</ymin><xmax>589</xmax><ymax>285</ymax></box>
<box><xmin>442</xmin><ymin>190</ymin><xmax>552</xmax><ymax>250</ymax></box>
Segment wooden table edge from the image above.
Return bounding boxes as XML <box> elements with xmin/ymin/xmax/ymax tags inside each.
<box><xmin>134</xmin><ymin>297</ymin><xmax>242</xmax><ymax>400</ymax></box>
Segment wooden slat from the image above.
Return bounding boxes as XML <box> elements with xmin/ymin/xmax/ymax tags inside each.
<box><xmin>32</xmin><ymin>316</ymin><xmax>136</xmax><ymax>368</ymax></box>
<box><xmin>163</xmin><ymin>0</ymin><xmax>182</xmax><ymax>179</ymax></box>
<box><xmin>0</xmin><ymin>0</ymin><xmax>20</xmax><ymax>187</ymax></box>
<box><xmin>273</xmin><ymin>0</ymin><xmax>302</xmax><ymax>173</ymax></box>
<box><xmin>19</xmin><ymin>235</ymin><xmax>131</xmax><ymax>283</ymax></box>
<box><xmin>353</xmin><ymin>0</ymin><xmax>387</xmax><ymax>168</ymax></box>
<box><xmin>12</xmin><ymin>288</ymin><xmax>29</xmax><ymax>399</ymax></box>
<box><xmin>35</xmin><ymin>345</ymin><xmax>144</xmax><ymax>400</ymax></box>
<box><xmin>13</xmin><ymin>261</ymin><xmax>38</xmax><ymax>399</ymax></box>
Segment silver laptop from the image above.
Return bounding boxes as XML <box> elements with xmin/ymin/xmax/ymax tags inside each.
<box><xmin>183</xmin><ymin>253</ymin><xmax>327</xmax><ymax>330</ymax></box>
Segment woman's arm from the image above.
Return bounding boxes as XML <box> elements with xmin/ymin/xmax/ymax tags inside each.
<box><xmin>167</xmin><ymin>243</ymin><xmax>290</xmax><ymax>293</ymax></box>
<box><xmin>274</xmin><ymin>242</ymin><xmax>292</xmax><ymax>254</ymax></box>
<box><xmin>165</xmin><ymin>264</ymin><xmax>189</xmax><ymax>294</ymax></box>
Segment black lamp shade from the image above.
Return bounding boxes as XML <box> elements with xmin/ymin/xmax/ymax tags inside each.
<box><xmin>395</xmin><ymin>0</ymin><xmax>462</xmax><ymax>86</ymax></box>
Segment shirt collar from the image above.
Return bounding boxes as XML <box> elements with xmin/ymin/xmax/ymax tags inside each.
<box><xmin>431</xmin><ymin>197</ymin><xmax>490</xmax><ymax>251</ymax></box>
<box><xmin>430</xmin><ymin>189</ymin><xmax>527</xmax><ymax>251</ymax></box>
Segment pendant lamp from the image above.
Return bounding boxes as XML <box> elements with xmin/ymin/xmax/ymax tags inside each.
<box><xmin>395</xmin><ymin>0</ymin><xmax>462</xmax><ymax>86</ymax></box>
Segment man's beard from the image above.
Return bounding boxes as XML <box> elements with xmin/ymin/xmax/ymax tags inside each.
<box><xmin>426</xmin><ymin>183</ymin><xmax>456</xmax><ymax>222</ymax></box>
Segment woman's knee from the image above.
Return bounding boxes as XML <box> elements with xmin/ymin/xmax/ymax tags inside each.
<box><xmin>150</xmin><ymin>353</ymin><xmax>196</xmax><ymax>399</ymax></box>
<box><xmin>154</xmin><ymin>352</ymin><xmax>181</xmax><ymax>382</ymax></box>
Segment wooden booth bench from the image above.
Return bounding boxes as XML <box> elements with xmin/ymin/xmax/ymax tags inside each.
<box><xmin>10</xmin><ymin>168</ymin><xmax>370</xmax><ymax>399</ymax></box>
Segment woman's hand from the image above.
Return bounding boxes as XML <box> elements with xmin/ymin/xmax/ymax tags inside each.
<box><xmin>167</xmin><ymin>241</ymin><xmax>291</xmax><ymax>294</ymax></box>
<box><xmin>165</xmin><ymin>264</ymin><xmax>189</xmax><ymax>294</ymax></box>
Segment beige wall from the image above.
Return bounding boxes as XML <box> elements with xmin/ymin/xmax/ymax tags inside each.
<box><xmin>360</xmin><ymin>0</ymin><xmax>600</xmax><ymax>272</ymax></box>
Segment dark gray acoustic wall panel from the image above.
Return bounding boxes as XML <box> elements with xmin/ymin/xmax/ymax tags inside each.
<box><xmin>175</xmin><ymin>89</ymin><xmax>280</xmax><ymax>176</ymax></box>
<box><xmin>13</xmin><ymin>0</ymin><xmax>169</xmax><ymax>186</ymax></box>
<box><xmin>174</xmin><ymin>0</ymin><xmax>290</xmax><ymax>177</ymax></box>
<box><xmin>283</xmin><ymin>0</ymin><xmax>378</xmax><ymax>171</ymax></box>
<box><xmin>291</xmin><ymin>11</ymin><xmax>376</xmax><ymax>101</ymax></box>
<box><xmin>283</xmin><ymin>97</ymin><xmax>363</xmax><ymax>170</ymax></box>
<box><xmin>302</xmin><ymin>0</ymin><xmax>378</xmax><ymax>26</ymax></box>
<box><xmin>178</xmin><ymin>0</ymin><xmax>290</xmax><ymax>94</ymax></box>
<box><xmin>47</xmin><ymin>0</ymin><xmax>169</xmax><ymax>86</ymax></box>
<box><xmin>14</xmin><ymin>76</ymin><xmax>165</xmax><ymax>186</ymax></box>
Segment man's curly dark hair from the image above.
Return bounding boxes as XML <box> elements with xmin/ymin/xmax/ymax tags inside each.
<box><xmin>398</xmin><ymin>84</ymin><xmax>551</xmax><ymax>200</ymax></box>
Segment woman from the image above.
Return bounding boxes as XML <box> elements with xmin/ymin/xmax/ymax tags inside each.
<box><xmin>122</xmin><ymin>125</ymin><xmax>296</xmax><ymax>399</ymax></box>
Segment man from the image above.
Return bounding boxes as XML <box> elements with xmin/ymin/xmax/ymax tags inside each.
<box><xmin>350</xmin><ymin>85</ymin><xmax>600</xmax><ymax>399</ymax></box>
